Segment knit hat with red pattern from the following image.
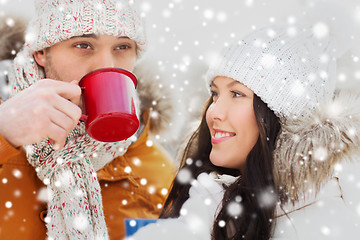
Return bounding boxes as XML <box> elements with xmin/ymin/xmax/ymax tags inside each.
<box><xmin>26</xmin><ymin>0</ymin><xmax>146</xmax><ymax>55</ymax></box>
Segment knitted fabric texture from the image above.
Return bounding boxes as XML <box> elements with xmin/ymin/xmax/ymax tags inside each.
<box><xmin>206</xmin><ymin>24</ymin><xmax>337</xmax><ymax>118</ymax></box>
<box><xmin>26</xmin><ymin>0</ymin><xmax>146</xmax><ymax>56</ymax></box>
<box><xmin>26</xmin><ymin>123</ymin><xmax>131</xmax><ymax>239</ymax></box>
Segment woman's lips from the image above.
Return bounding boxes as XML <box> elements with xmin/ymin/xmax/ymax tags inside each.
<box><xmin>211</xmin><ymin>129</ymin><xmax>236</xmax><ymax>144</ymax></box>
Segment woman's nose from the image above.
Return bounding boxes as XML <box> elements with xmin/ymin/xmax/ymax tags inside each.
<box><xmin>209</xmin><ymin>98</ymin><xmax>227</xmax><ymax>121</ymax></box>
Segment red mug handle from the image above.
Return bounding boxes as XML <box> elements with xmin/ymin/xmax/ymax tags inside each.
<box><xmin>79</xmin><ymin>86</ymin><xmax>87</xmax><ymax>121</ymax></box>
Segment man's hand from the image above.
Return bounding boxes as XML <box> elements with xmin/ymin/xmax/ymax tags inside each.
<box><xmin>0</xmin><ymin>79</ymin><xmax>82</xmax><ymax>150</ymax></box>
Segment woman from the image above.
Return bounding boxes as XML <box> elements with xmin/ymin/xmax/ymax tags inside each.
<box><xmin>128</xmin><ymin>23</ymin><xmax>360</xmax><ymax>240</ymax></box>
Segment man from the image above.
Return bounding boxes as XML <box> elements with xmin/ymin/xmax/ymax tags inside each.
<box><xmin>0</xmin><ymin>0</ymin><xmax>175</xmax><ymax>239</ymax></box>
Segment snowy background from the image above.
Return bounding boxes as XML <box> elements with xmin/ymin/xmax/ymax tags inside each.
<box><xmin>2</xmin><ymin>0</ymin><xmax>360</xmax><ymax>237</ymax></box>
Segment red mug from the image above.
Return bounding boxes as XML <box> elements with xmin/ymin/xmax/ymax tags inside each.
<box><xmin>79</xmin><ymin>68</ymin><xmax>139</xmax><ymax>142</ymax></box>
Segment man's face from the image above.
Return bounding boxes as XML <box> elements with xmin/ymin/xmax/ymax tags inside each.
<box><xmin>35</xmin><ymin>34</ymin><xmax>137</xmax><ymax>82</ymax></box>
<box><xmin>34</xmin><ymin>34</ymin><xmax>137</xmax><ymax>107</ymax></box>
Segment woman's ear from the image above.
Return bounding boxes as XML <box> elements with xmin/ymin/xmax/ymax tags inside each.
<box><xmin>33</xmin><ymin>49</ymin><xmax>47</xmax><ymax>67</ymax></box>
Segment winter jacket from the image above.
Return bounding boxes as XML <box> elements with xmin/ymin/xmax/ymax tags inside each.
<box><xmin>128</xmin><ymin>171</ymin><xmax>360</xmax><ymax>240</ymax></box>
<box><xmin>0</xmin><ymin>109</ymin><xmax>176</xmax><ymax>240</ymax></box>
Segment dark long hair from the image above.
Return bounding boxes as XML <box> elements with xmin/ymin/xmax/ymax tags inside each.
<box><xmin>160</xmin><ymin>94</ymin><xmax>281</xmax><ymax>240</ymax></box>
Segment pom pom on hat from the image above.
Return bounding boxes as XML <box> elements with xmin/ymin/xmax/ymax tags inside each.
<box><xmin>25</xmin><ymin>0</ymin><xmax>147</xmax><ymax>56</ymax></box>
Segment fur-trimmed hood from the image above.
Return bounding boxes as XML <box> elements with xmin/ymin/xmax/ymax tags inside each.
<box><xmin>0</xmin><ymin>15</ymin><xmax>26</xmax><ymax>61</ymax></box>
<box><xmin>133</xmin><ymin>59</ymin><xmax>174</xmax><ymax>135</ymax></box>
<box><xmin>0</xmin><ymin>15</ymin><xmax>174</xmax><ymax>136</ymax></box>
<box><xmin>274</xmin><ymin>90</ymin><xmax>360</xmax><ymax>202</ymax></box>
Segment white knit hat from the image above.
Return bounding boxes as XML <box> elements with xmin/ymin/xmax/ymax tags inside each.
<box><xmin>206</xmin><ymin>24</ymin><xmax>337</xmax><ymax>118</ymax></box>
<box><xmin>25</xmin><ymin>0</ymin><xmax>146</xmax><ymax>55</ymax></box>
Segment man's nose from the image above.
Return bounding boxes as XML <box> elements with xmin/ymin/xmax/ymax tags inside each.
<box><xmin>91</xmin><ymin>50</ymin><xmax>115</xmax><ymax>70</ymax></box>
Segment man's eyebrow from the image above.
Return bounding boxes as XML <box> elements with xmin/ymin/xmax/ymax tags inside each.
<box><xmin>70</xmin><ymin>34</ymin><xmax>98</xmax><ymax>39</ymax></box>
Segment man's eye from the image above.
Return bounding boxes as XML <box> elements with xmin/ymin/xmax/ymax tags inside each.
<box><xmin>75</xmin><ymin>43</ymin><xmax>91</xmax><ymax>49</ymax></box>
<box><xmin>116</xmin><ymin>45</ymin><xmax>131</xmax><ymax>50</ymax></box>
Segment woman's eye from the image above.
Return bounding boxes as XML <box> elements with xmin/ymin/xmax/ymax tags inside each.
<box><xmin>232</xmin><ymin>91</ymin><xmax>245</xmax><ymax>98</ymax></box>
<box><xmin>210</xmin><ymin>90</ymin><xmax>218</xmax><ymax>100</ymax></box>
<box><xmin>75</xmin><ymin>43</ymin><xmax>91</xmax><ymax>49</ymax></box>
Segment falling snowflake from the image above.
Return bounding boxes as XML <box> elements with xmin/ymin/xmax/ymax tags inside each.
<box><xmin>43</xmin><ymin>178</ymin><xmax>50</xmax><ymax>185</ymax></box>
<box><xmin>140</xmin><ymin>178</ymin><xmax>147</xmax><ymax>186</ymax></box>
<box><xmin>180</xmin><ymin>208</ymin><xmax>188</xmax><ymax>216</ymax></box>
<box><xmin>129</xmin><ymin>219</ymin><xmax>137</xmax><ymax>227</ymax></box>
<box><xmin>161</xmin><ymin>188</ymin><xmax>168</xmax><ymax>195</ymax></box>
<box><xmin>203</xmin><ymin>9</ymin><xmax>214</xmax><ymax>20</ymax></box>
<box><xmin>5</xmin><ymin>201</ymin><xmax>12</xmax><ymax>208</ymax></box>
<box><xmin>287</xmin><ymin>26</ymin><xmax>298</xmax><ymax>37</ymax></box>
<box><xmin>12</xmin><ymin>169</ymin><xmax>22</xmax><ymax>178</ymax></box>
<box><xmin>132</xmin><ymin>157</ymin><xmax>141</xmax><ymax>166</ymax></box>
<box><xmin>141</xmin><ymin>2</ymin><xmax>151</xmax><ymax>12</ymax></box>
<box><xmin>266</xmin><ymin>29</ymin><xmax>276</xmax><ymax>38</ymax></box>
<box><xmin>204</xmin><ymin>198</ymin><xmax>212</xmax><ymax>206</ymax></box>
<box><xmin>146</xmin><ymin>140</ymin><xmax>153</xmax><ymax>147</ymax></box>
<box><xmin>227</xmin><ymin>201</ymin><xmax>243</xmax><ymax>217</ymax></box>
<box><xmin>162</xmin><ymin>9</ymin><xmax>171</xmax><ymax>18</ymax></box>
<box><xmin>321</xmin><ymin>226</ymin><xmax>331</xmax><ymax>236</ymax></box>
<box><xmin>338</xmin><ymin>73</ymin><xmax>347</xmax><ymax>82</ymax></box>
<box><xmin>260</xmin><ymin>54</ymin><xmax>276</xmax><ymax>69</ymax></box>
<box><xmin>291</xmin><ymin>81</ymin><xmax>305</xmax><ymax>97</ymax></box>
<box><xmin>313</xmin><ymin>147</ymin><xmax>328</xmax><ymax>162</ymax></box>
<box><xmin>73</xmin><ymin>214</ymin><xmax>89</xmax><ymax>231</ymax></box>
<box><xmin>5</xmin><ymin>17</ymin><xmax>14</xmax><ymax>27</ymax></box>
<box><xmin>216</xmin><ymin>12</ymin><xmax>227</xmax><ymax>22</ymax></box>
<box><xmin>287</xmin><ymin>16</ymin><xmax>296</xmax><ymax>25</ymax></box>
<box><xmin>148</xmin><ymin>186</ymin><xmax>156</xmax><ymax>194</ymax></box>
<box><xmin>244</xmin><ymin>0</ymin><xmax>254</xmax><ymax>7</ymax></box>
<box><xmin>320</xmin><ymin>53</ymin><xmax>329</xmax><ymax>63</ymax></box>
<box><xmin>258</xmin><ymin>188</ymin><xmax>276</xmax><ymax>208</ymax></box>
<box><xmin>313</xmin><ymin>22</ymin><xmax>329</xmax><ymax>39</ymax></box>
<box><xmin>218</xmin><ymin>220</ymin><xmax>226</xmax><ymax>227</ymax></box>
<box><xmin>186</xmin><ymin>158</ymin><xmax>193</xmax><ymax>165</ymax></box>
<box><xmin>177</xmin><ymin>168</ymin><xmax>192</xmax><ymax>184</ymax></box>
<box><xmin>124</xmin><ymin>166</ymin><xmax>132</xmax><ymax>173</ymax></box>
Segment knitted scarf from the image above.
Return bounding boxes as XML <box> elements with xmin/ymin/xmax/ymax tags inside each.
<box><xmin>9</xmin><ymin>47</ymin><xmax>133</xmax><ymax>240</ymax></box>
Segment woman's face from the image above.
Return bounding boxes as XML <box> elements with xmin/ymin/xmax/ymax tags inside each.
<box><xmin>206</xmin><ymin>76</ymin><xmax>259</xmax><ymax>172</ymax></box>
